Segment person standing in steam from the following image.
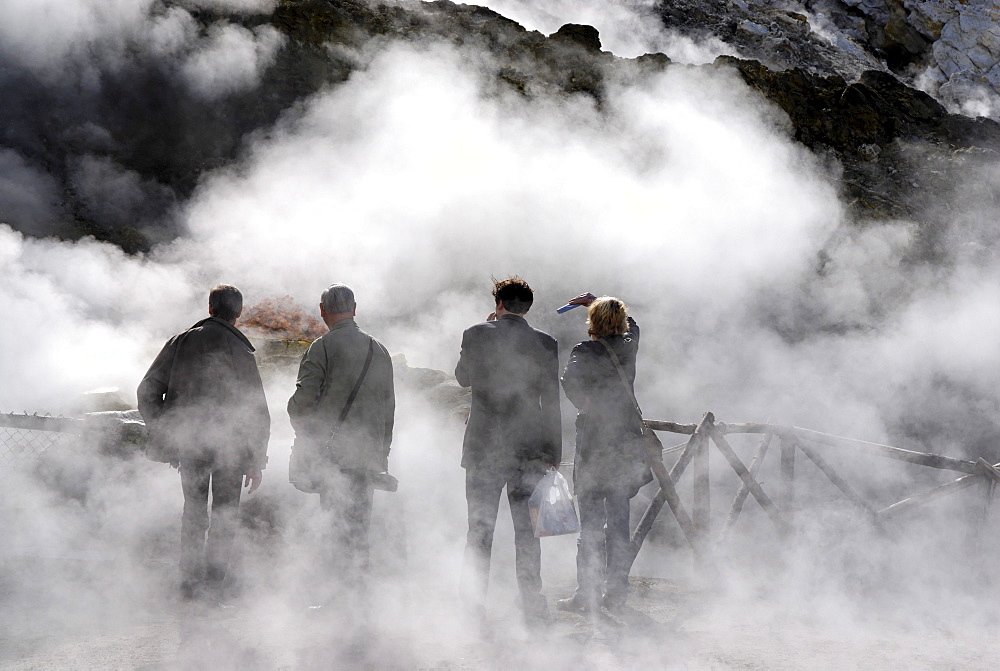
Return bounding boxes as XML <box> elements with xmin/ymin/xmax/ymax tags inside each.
<box><xmin>455</xmin><ymin>277</ymin><xmax>562</xmax><ymax>624</ymax></box>
<box><xmin>287</xmin><ymin>284</ymin><xmax>395</xmax><ymax>607</ymax></box>
<box><xmin>137</xmin><ymin>284</ymin><xmax>271</xmax><ymax>602</ymax></box>
<box><xmin>559</xmin><ymin>293</ymin><xmax>651</xmax><ymax>614</ymax></box>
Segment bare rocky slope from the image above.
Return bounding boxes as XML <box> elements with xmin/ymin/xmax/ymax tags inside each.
<box><xmin>2</xmin><ymin>0</ymin><xmax>999</xmax><ymax>255</ymax></box>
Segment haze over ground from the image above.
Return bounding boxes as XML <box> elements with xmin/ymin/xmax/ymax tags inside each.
<box><xmin>3</xmin><ymin>0</ymin><xmax>1000</xmax><ymax>667</ymax></box>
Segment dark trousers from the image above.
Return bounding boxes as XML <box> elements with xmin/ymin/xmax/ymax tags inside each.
<box><xmin>576</xmin><ymin>487</ymin><xmax>631</xmax><ymax>607</ymax></box>
<box><xmin>179</xmin><ymin>460</ymin><xmax>244</xmax><ymax>593</ymax></box>
<box><xmin>318</xmin><ymin>466</ymin><xmax>375</xmax><ymax>603</ymax></box>
<box><xmin>461</xmin><ymin>465</ymin><xmax>546</xmax><ymax>613</ymax></box>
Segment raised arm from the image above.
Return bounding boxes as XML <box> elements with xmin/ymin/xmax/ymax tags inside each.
<box><xmin>626</xmin><ymin>315</ymin><xmax>639</xmax><ymax>342</ymax></box>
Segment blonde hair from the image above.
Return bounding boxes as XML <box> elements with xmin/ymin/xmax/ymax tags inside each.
<box><xmin>587</xmin><ymin>297</ymin><xmax>629</xmax><ymax>338</ymax></box>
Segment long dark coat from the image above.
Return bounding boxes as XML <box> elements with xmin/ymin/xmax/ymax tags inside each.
<box><xmin>561</xmin><ymin>317</ymin><xmax>652</xmax><ymax>495</ymax></box>
<box><xmin>137</xmin><ymin>316</ymin><xmax>270</xmax><ymax>471</ymax></box>
<box><xmin>455</xmin><ymin>314</ymin><xmax>562</xmax><ymax>472</ymax></box>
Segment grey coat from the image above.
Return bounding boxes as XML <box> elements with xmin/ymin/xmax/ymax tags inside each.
<box><xmin>287</xmin><ymin>318</ymin><xmax>395</xmax><ymax>473</ymax></box>
<box><xmin>137</xmin><ymin>316</ymin><xmax>270</xmax><ymax>471</ymax></box>
<box><xmin>456</xmin><ymin>314</ymin><xmax>562</xmax><ymax>471</ymax></box>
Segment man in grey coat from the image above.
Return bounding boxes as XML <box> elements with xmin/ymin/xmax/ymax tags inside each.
<box><xmin>456</xmin><ymin>277</ymin><xmax>561</xmax><ymax>624</ymax></box>
<box><xmin>288</xmin><ymin>283</ymin><xmax>395</xmax><ymax>604</ymax></box>
<box><xmin>138</xmin><ymin>284</ymin><xmax>270</xmax><ymax>601</ymax></box>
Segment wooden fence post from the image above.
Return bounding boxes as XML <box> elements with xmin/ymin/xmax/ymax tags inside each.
<box><xmin>781</xmin><ymin>437</ymin><xmax>795</xmax><ymax>526</ymax></box>
<box><xmin>692</xmin><ymin>412</ymin><xmax>714</xmax><ymax>537</ymax></box>
<box><xmin>629</xmin><ymin>412</ymin><xmax>714</xmax><ymax>566</ymax></box>
<box><xmin>968</xmin><ymin>459</ymin><xmax>1000</xmax><ymax>558</ymax></box>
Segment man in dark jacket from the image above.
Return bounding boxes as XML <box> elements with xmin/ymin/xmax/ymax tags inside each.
<box><xmin>137</xmin><ymin>284</ymin><xmax>270</xmax><ymax>601</ymax></box>
<box><xmin>287</xmin><ymin>283</ymin><xmax>395</xmax><ymax>605</ymax></box>
<box><xmin>456</xmin><ymin>277</ymin><xmax>561</xmax><ymax>623</ymax></box>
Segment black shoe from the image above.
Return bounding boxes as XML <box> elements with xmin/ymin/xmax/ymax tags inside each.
<box><xmin>556</xmin><ymin>595</ymin><xmax>590</xmax><ymax>613</ymax></box>
<box><xmin>179</xmin><ymin>580</ymin><xmax>200</xmax><ymax>602</ymax></box>
<box><xmin>602</xmin><ymin>593</ymin><xmax>628</xmax><ymax>615</ymax></box>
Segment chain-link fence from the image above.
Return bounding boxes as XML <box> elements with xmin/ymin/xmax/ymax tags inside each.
<box><xmin>0</xmin><ymin>413</ymin><xmax>83</xmax><ymax>471</ymax></box>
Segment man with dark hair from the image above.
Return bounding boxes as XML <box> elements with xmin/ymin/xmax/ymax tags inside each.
<box><xmin>138</xmin><ymin>284</ymin><xmax>270</xmax><ymax>602</ymax></box>
<box><xmin>288</xmin><ymin>283</ymin><xmax>395</xmax><ymax>608</ymax></box>
<box><xmin>456</xmin><ymin>276</ymin><xmax>562</xmax><ymax>625</ymax></box>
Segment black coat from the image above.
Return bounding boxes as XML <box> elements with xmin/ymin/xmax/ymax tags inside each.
<box><xmin>455</xmin><ymin>314</ymin><xmax>562</xmax><ymax>471</ymax></box>
<box><xmin>137</xmin><ymin>317</ymin><xmax>270</xmax><ymax>471</ymax></box>
<box><xmin>561</xmin><ymin>317</ymin><xmax>651</xmax><ymax>494</ymax></box>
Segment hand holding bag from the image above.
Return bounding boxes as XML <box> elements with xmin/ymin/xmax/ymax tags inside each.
<box><xmin>528</xmin><ymin>469</ymin><xmax>581</xmax><ymax>537</ymax></box>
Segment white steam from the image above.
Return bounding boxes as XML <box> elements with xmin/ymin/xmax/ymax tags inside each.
<box><xmin>181</xmin><ymin>23</ymin><xmax>284</xmax><ymax>99</ymax></box>
<box><xmin>4</xmin><ymin>0</ymin><xmax>1000</xmax><ymax>666</ymax></box>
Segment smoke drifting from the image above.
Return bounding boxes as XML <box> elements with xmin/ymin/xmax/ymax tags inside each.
<box><xmin>4</xmin><ymin>0</ymin><xmax>1000</xmax><ymax>667</ymax></box>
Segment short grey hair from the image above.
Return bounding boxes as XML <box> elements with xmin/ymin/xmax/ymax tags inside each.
<box><xmin>321</xmin><ymin>284</ymin><xmax>356</xmax><ymax>314</ymax></box>
<box><xmin>209</xmin><ymin>284</ymin><xmax>242</xmax><ymax>321</ymax></box>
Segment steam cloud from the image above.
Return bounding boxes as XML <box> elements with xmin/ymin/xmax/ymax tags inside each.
<box><xmin>3</xmin><ymin>0</ymin><xmax>1000</xmax><ymax>667</ymax></box>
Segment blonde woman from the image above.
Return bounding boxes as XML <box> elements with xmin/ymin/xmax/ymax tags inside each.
<box><xmin>559</xmin><ymin>292</ymin><xmax>652</xmax><ymax>613</ymax></box>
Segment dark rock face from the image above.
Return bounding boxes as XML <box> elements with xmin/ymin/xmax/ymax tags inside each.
<box><xmin>718</xmin><ymin>56</ymin><xmax>1000</xmax><ymax>227</ymax></box>
<box><xmin>0</xmin><ymin>0</ymin><xmax>998</xmax><ymax>250</ymax></box>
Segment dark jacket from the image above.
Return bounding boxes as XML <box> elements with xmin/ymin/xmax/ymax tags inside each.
<box><xmin>137</xmin><ymin>316</ymin><xmax>270</xmax><ymax>471</ymax></box>
<box><xmin>561</xmin><ymin>317</ymin><xmax>651</xmax><ymax>494</ymax></box>
<box><xmin>456</xmin><ymin>314</ymin><xmax>561</xmax><ymax>471</ymax></box>
<box><xmin>287</xmin><ymin>318</ymin><xmax>395</xmax><ymax>473</ymax></box>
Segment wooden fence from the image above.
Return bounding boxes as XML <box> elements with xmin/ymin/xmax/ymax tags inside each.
<box><xmin>631</xmin><ymin>412</ymin><xmax>1000</xmax><ymax>565</ymax></box>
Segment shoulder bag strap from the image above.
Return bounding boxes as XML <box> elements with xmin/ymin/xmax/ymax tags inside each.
<box><xmin>597</xmin><ymin>337</ymin><xmax>645</xmax><ymax>425</ymax></box>
<box><xmin>326</xmin><ymin>337</ymin><xmax>375</xmax><ymax>446</ymax></box>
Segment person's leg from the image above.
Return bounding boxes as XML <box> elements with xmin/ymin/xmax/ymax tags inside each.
<box><xmin>508</xmin><ymin>466</ymin><xmax>546</xmax><ymax>617</ymax></box>
<box><xmin>316</xmin><ymin>468</ymin><xmax>376</xmax><ymax>602</ymax></box>
<box><xmin>204</xmin><ymin>465</ymin><xmax>244</xmax><ymax>596</ymax></box>
<box><xmin>460</xmin><ymin>468</ymin><xmax>504</xmax><ymax>613</ymax></box>
<box><xmin>179</xmin><ymin>460</ymin><xmax>212</xmax><ymax>598</ymax></box>
<box><xmin>575</xmin><ymin>489</ymin><xmax>606</xmax><ymax>611</ymax></box>
<box><xmin>342</xmin><ymin>471</ymin><xmax>375</xmax><ymax>595</ymax></box>
<box><xmin>603</xmin><ymin>489</ymin><xmax>632</xmax><ymax>609</ymax></box>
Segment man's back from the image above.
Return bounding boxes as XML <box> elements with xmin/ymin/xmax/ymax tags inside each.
<box><xmin>138</xmin><ymin>316</ymin><xmax>269</xmax><ymax>469</ymax></box>
<box><xmin>287</xmin><ymin>317</ymin><xmax>395</xmax><ymax>474</ymax></box>
<box><xmin>456</xmin><ymin>314</ymin><xmax>561</xmax><ymax>470</ymax></box>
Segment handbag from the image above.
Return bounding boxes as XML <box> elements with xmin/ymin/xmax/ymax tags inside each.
<box><xmin>597</xmin><ymin>338</ymin><xmax>661</xmax><ymax>476</ymax></box>
<box><xmin>289</xmin><ymin>337</ymin><xmax>375</xmax><ymax>493</ymax></box>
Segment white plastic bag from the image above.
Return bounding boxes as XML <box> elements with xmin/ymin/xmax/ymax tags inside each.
<box><xmin>528</xmin><ymin>469</ymin><xmax>580</xmax><ymax>537</ymax></box>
